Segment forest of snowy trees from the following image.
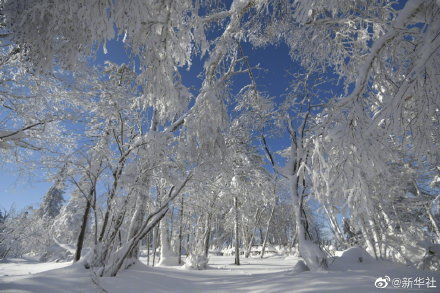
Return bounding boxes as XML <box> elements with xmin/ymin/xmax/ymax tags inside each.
<box><xmin>0</xmin><ymin>0</ymin><xmax>439</xmax><ymax>284</ymax></box>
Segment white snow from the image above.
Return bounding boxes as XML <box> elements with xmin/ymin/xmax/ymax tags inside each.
<box><xmin>0</xmin><ymin>258</ymin><xmax>71</xmax><ymax>281</ymax></box>
<box><xmin>332</xmin><ymin>246</ymin><xmax>374</xmax><ymax>267</ymax></box>
<box><xmin>1</xmin><ymin>255</ymin><xmax>439</xmax><ymax>292</ymax></box>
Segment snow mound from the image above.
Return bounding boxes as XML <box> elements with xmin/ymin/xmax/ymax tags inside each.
<box><xmin>338</xmin><ymin>247</ymin><xmax>374</xmax><ymax>264</ymax></box>
<box><xmin>291</xmin><ymin>259</ymin><xmax>310</xmax><ymax>273</ymax></box>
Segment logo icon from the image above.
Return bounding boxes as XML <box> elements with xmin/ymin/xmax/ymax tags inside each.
<box><xmin>375</xmin><ymin>276</ymin><xmax>390</xmax><ymax>288</ymax></box>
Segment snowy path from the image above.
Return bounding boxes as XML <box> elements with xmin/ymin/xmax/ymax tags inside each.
<box><xmin>1</xmin><ymin>255</ymin><xmax>439</xmax><ymax>292</ymax></box>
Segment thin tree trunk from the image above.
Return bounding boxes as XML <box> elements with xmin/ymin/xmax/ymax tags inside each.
<box><xmin>74</xmin><ymin>198</ymin><xmax>91</xmax><ymax>262</ymax></box>
<box><xmin>178</xmin><ymin>195</ymin><xmax>184</xmax><ymax>264</ymax></box>
<box><xmin>368</xmin><ymin>217</ymin><xmax>382</xmax><ymax>259</ymax></box>
<box><xmin>360</xmin><ymin>217</ymin><xmax>377</xmax><ymax>259</ymax></box>
<box><xmin>234</xmin><ymin>196</ymin><xmax>240</xmax><ymax>265</ymax></box>
<box><xmin>203</xmin><ymin>218</ymin><xmax>211</xmax><ymax>257</ymax></box>
<box><xmin>203</xmin><ymin>193</ymin><xmax>219</xmax><ymax>257</ymax></box>
<box><xmin>152</xmin><ymin>225</ymin><xmax>158</xmax><ymax>266</ymax></box>
<box><xmin>170</xmin><ymin>206</ymin><xmax>175</xmax><ymax>245</ymax></box>
<box><xmin>323</xmin><ymin>205</ymin><xmax>344</xmax><ymax>244</ymax></box>
<box><xmin>98</xmin><ymin>154</ymin><xmax>129</xmax><ymax>242</ymax></box>
<box><xmin>147</xmin><ymin>233</ymin><xmax>150</xmax><ymax>266</ymax></box>
<box><xmin>92</xmin><ymin>189</ymin><xmax>98</xmax><ymax>246</ymax></box>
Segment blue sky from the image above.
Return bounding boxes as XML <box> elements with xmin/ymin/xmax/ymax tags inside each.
<box><xmin>0</xmin><ymin>34</ymin><xmax>296</xmax><ymax>211</ymax></box>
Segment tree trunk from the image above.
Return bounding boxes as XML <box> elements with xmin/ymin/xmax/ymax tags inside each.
<box><xmin>159</xmin><ymin>210</ymin><xmax>178</xmax><ymax>266</ymax></box>
<box><xmin>99</xmin><ymin>163</ymin><xmax>125</xmax><ymax>242</ymax></box>
<box><xmin>323</xmin><ymin>204</ymin><xmax>344</xmax><ymax>244</ymax></box>
<box><xmin>234</xmin><ymin>196</ymin><xmax>240</xmax><ymax>265</ymax></box>
<box><xmin>367</xmin><ymin>217</ymin><xmax>382</xmax><ymax>259</ymax></box>
<box><xmin>74</xmin><ymin>198</ymin><xmax>91</xmax><ymax>262</ymax></box>
<box><xmin>291</xmin><ymin>171</ymin><xmax>326</xmax><ymax>270</ymax></box>
<box><xmin>147</xmin><ymin>233</ymin><xmax>150</xmax><ymax>266</ymax></box>
<box><xmin>360</xmin><ymin>217</ymin><xmax>378</xmax><ymax>259</ymax></box>
<box><xmin>103</xmin><ymin>207</ymin><xmax>168</xmax><ymax>276</ymax></box>
<box><xmin>203</xmin><ymin>221</ymin><xmax>211</xmax><ymax>257</ymax></box>
<box><xmin>169</xmin><ymin>206</ymin><xmax>175</xmax><ymax>248</ymax></box>
<box><xmin>244</xmin><ymin>208</ymin><xmax>260</xmax><ymax>258</ymax></box>
<box><xmin>152</xmin><ymin>225</ymin><xmax>158</xmax><ymax>266</ymax></box>
<box><xmin>178</xmin><ymin>195</ymin><xmax>184</xmax><ymax>264</ymax></box>
<box><xmin>126</xmin><ymin>190</ymin><xmax>148</xmax><ymax>260</ymax></box>
<box><xmin>244</xmin><ymin>232</ymin><xmax>255</xmax><ymax>258</ymax></box>
<box><xmin>101</xmin><ymin>179</ymin><xmax>191</xmax><ymax>276</ymax></box>
<box><xmin>427</xmin><ymin>206</ymin><xmax>440</xmax><ymax>243</ymax></box>
<box><xmin>261</xmin><ymin>203</ymin><xmax>275</xmax><ymax>258</ymax></box>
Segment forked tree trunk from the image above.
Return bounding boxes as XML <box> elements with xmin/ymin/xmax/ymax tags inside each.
<box><xmin>102</xmin><ymin>179</ymin><xmax>191</xmax><ymax>276</ymax></box>
<box><xmin>245</xmin><ymin>208</ymin><xmax>260</xmax><ymax>258</ymax></box>
<box><xmin>244</xmin><ymin>232</ymin><xmax>255</xmax><ymax>258</ymax></box>
<box><xmin>261</xmin><ymin>203</ymin><xmax>275</xmax><ymax>258</ymax></box>
<box><xmin>104</xmin><ymin>209</ymin><xmax>168</xmax><ymax>276</ymax></box>
<box><xmin>126</xmin><ymin>190</ymin><xmax>148</xmax><ymax>261</ymax></box>
<box><xmin>99</xmin><ymin>162</ymin><xmax>125</xmax><ymax>242</ymax></box>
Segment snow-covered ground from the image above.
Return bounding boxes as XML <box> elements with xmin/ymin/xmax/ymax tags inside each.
<box><xmin>0</xmin><ymin>258</ymin><xmax>71</xmax><ymax>281</ymax></box>
<box><xmin>1</xmin><ymin>254</ymin><xmax>439</xmax><ymax>292</ymax></box>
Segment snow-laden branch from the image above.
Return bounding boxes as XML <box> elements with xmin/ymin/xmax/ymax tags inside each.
<box><xmin>337</xmin><ymin>0</ymin><xmax>423</xmax><ymax>108</ymax></box>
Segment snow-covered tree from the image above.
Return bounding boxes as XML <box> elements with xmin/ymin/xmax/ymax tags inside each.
<box><xmin>1</xmin><ymin>0</ymin><xmax>439</xmax><ymax>278</ymax></box>
<box><xmin>38</xmin><ymin>183</ymin><xmax>65</xmax><ymax>219</ymax></box>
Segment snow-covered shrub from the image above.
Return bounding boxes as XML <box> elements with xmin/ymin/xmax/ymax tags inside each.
<box><xmin>0</xmin><ymin>207</ymin><xmax>72</xmax><ymax>261</ymax></box>
<box><xmin>275</xmin><ymin>245</ymin><xmax>289</xmax><ymax>255</ymax></box>
<box><xmin>184</xmin><ymin>254</ymin><xmax>208</xmax><ymax>270</ymax></box>
<box><xmin>221</xmin><ymin>246</ymin><xmax>235</xmax><ymax>256</ymax></box>
<box><xmin>378</xmin><ymin>224</ymin><xmax>436</xmax><ymax>268</ymax></box>
<box><xmin>418</xmin><ymin>244</ymin><xmax>440</xmax><ymax>272</ymax></box>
